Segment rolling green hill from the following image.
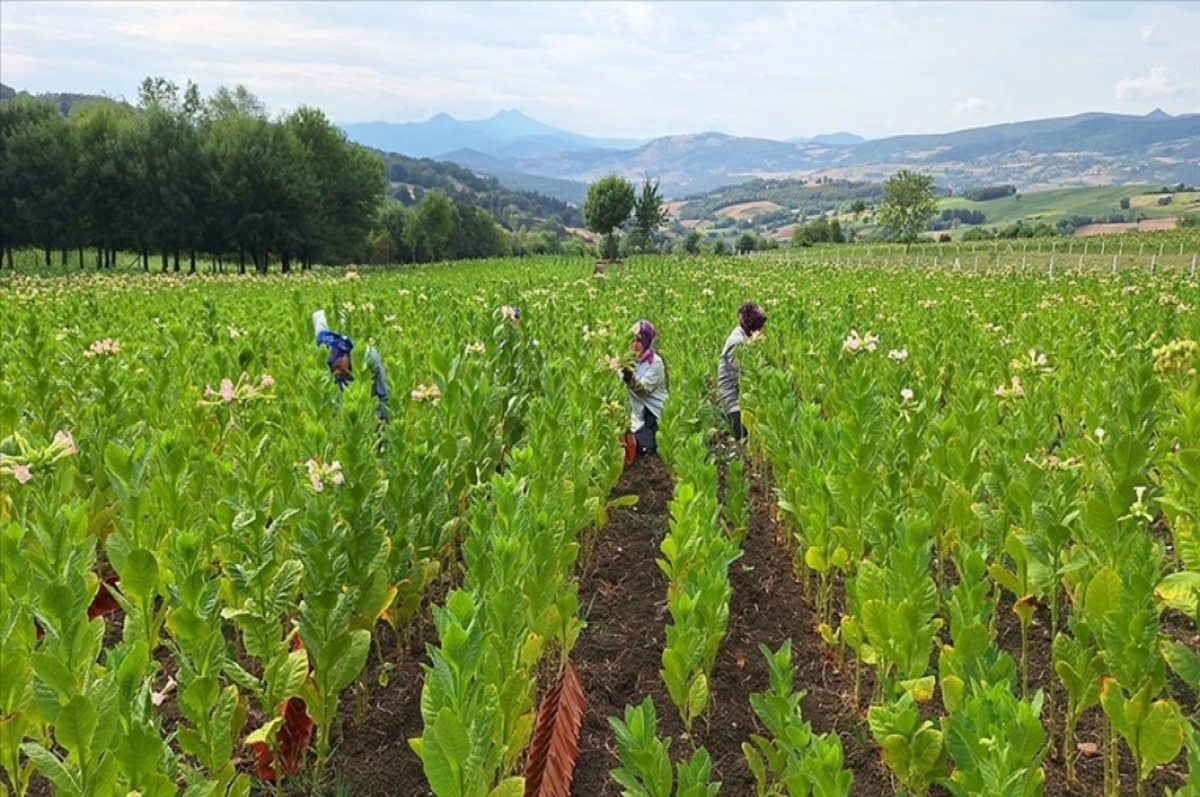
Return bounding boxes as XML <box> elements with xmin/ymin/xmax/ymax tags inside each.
<box><xmin>939</xmin><ymin>184</ymin><xmax>1199</xmax><ymax>228</ymax></box>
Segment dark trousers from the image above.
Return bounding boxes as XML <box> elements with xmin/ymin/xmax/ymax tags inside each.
<box><xmin>728</xmin><ymin>411</ymin><xmax>747</xmax><ymax>441</ymax></box>
<box><xmin>635</xmin><ymin>409</ymin><xmax>659</xmax><ymax>455</ymax></box>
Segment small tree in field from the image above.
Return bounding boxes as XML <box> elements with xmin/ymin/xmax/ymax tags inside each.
<box><xmin>629</xmin><ymin>177</ymin><xmax>667</xmax><ymax>253</ymax></box>
<box><xmin>583</xmin><ymin>174</ymin><xmax>635</xmax><ymax>260</ymax></box>
<box><xmin>877</xmin><ymin>170</ymin><xmax>937</xmax><ymax>250</ymax></box>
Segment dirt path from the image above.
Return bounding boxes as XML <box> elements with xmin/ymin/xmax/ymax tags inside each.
<box><xmin>569</xmin><ymin>448</ymin><xmax>892</xmax><ymax>794</ymax></box>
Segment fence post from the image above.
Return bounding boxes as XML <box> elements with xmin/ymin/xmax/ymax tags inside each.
<box><xmin>1078</xmin><ymin>254</ymin><xmax>1084</xmax><ymax>273</ymax></box>
<box><xmin>1049</xmin><ymin>256</ymin><xmax>1055</xmax><ymax>278</ymax></box>
<box><xmin>1112</xmin><ymin>255</ymin><xmax>1118</xmax><ymax>274</ymax></box>
<box><xmin>1192</xmin><ymin>253</ymin><xmax>1197</xmax><ymax>279</ymax></box>
<box><xmin>1139</xmin><ymin>242</ymin><xmax>1144</xmax><ymax>257</ymax></box>
<box><xmin>1151</xmin><ymin>253</ymin><xmax>1157</xmax><ymax>273</ymax></box>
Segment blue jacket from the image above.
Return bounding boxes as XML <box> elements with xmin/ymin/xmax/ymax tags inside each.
<box><xmin>314</xmin><ymin>314</ymin><xmax>390</xmax><ymax>420</ymax></box>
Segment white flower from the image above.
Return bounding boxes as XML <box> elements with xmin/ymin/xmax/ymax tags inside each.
<box><xmin>1094</xmin><ymin>427</ymin><xmax>1106</xmax><ymax>442</ymax></box>
<box><xmin>888</xmin><ymin>349</ymin><xmax>908</xmax><ymax>361</ymax></box>
<box><xmin>900</xmin><ymin>388</ymin><xmax>914</xmax><ymax>402</ymax></box>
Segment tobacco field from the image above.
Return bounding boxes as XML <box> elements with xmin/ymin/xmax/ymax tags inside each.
<box><xmin>1</xmin><ymin>250</ymin><xmax>1198</xmax><ymax>797</ymax></box>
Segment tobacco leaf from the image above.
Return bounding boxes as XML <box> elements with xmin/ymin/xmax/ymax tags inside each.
<box><xmin>251</xmin><ymin>697</ymin><xmax>315</xmax><ymax>780</ymax></box>
<box><xmin>523</xmin><ymin>661</ymin><xmax>587</xmax><ymax>797</ymax></box>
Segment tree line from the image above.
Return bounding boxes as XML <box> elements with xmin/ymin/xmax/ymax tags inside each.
<box><xmin>0</xmin><ymin>77</ymin><xmax>527</xmax><ymax>272</ymax></box>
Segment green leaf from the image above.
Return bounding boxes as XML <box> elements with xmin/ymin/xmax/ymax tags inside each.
<box><xmin>488</xmin><ymin>777</ymin><xmax>525</xmax><ymax>797</ymax></box>
<box><xmin>21</xmin><ymin>742</ymin><xmax>80</xmax><ymax>795</ymax></box>
<box><xmin>56</xmin><ymin>694</ymin><xmax>97</xmax><ymax>760</ymax></box>
<box><xmin>1161</xmin><ymin>639</ymin><xmax>1200</xmax><ymax>691</ymax></box>
<box><xmin>1084</xmin><ymin>568</ymin><xmax>1121</xmax><ymax>624</ymax></box>
<box><xmin>325</xmin><ymin>629</ymin><xmax>370</xmax><ymax>693</ymax></box>
<box><xmin>120</xmin><ymin>548</ymin><xmax>159</xmax><ymax>604</ymax></box>
<box><xmin>1156</xmin><ymin>572</ymin><xmax>1200</xmax><ymax>616</ymax></box>
<box><xmin>687</xmin><ymin>673</ymin><xmax>710</xmax><ymax>725</ymax></box>
<box><xmin>1139</xmin><ymin>700</ymin><xmax>1185</xmax><ymax>778</ymax></box>
<box><xmin>423</xmin><ymin>708</ymin><xmax>470</xmax><ymax>797</ymax></box>
<box><xmin>31</xmin><ymin>652</ymin><xmax>75</xmax><ymax>700</ymax></box>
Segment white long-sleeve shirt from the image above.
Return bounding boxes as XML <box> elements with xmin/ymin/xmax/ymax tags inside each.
<box><xmin>626</xmin><ymin>350</ymin><xmax>668</xmax><ymax>431</ymax></box>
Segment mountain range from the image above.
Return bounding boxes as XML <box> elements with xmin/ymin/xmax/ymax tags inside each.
<box><xmin>339</xmin><ymin>108</ymin><xmax>1200</xmax><ymax>203</ymax></box>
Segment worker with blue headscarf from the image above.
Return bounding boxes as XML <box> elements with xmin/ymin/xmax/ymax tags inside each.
<box><xmin>312</xmin><ymin>309</ymin><xmax>390</xmax><ymax>422</ymax></box>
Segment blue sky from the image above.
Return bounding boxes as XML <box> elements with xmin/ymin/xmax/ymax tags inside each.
<box><xmin>2</xmin><ymin>1</ymin><xmax>1198</xmax><ymax>140</ymax></box>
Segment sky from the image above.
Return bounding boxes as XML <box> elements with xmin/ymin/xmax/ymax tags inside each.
<box><xmin>2</xmin><ymin>1</ymin><xmax>1199</xmax><ymax>141</ymax></box>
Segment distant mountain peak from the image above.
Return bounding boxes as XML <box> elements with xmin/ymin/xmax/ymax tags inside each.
<box><xmin>1145</xmin><ymin>108</ymin><xmax>1171</xmax><ymax>120</ymax></box>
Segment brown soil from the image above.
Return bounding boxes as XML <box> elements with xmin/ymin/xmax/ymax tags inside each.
<box><xmin>569</xmin><ymin>446</ymin><xmax>893</xmax><ymax>795</ymax></box>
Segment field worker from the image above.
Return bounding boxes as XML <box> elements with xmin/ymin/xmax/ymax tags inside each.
<box><xmin>621</xmin><ymin>319</ymin><xmax>668</xmax><ymax>460</ymax></box>
<box><xmin>312</xmin><ymin>309</ymin><xmax>390</xmax><ymax>422</ymax></box>
<box><xmin>718</xmin><ymin>302</ymin><xmax>767</xmax><ymax>441</ymax></box>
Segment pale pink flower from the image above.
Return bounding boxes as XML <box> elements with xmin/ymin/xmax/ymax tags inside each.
<box><xmin>219</xmin><ymin>379</ymin><xmax>235</xmax><ymax>403</ymax></box>
<box><xmin>13</xmin><ymin>464</ymin><xmax>32</xmax><ymax>484</ymax></box>
<box><xmin>888</xmin><ymin>349</ymin><xmax>908</xmax><ymax>361</ymax></box>
<box><xmin>331</xmin><ymin>471</ymin><xmax>345</xmax><ymax>486</ymax></box>
<box><xmin>52</xmin><ymin>430</ymin><xmax>77</xmax><ymax>456</ymax></box>
<box><xmin>900</xmin><ymin>388</ymin><xmax>914</xmax><ymax>402</ymax></box>
<box><xmin>309</xmin><ymin>472</ymin><xmax>324</xmax><ymax>492</ymax></box>
<box><xmin>260</xmin><ymin>374</ymin><xmax>275</xmax><ymax>388</ymax></box>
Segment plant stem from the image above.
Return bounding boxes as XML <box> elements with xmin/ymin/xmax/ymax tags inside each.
<box><xmin>1020</xmin><ymin>619</ymin><xmax>1030</xmax><ymax>700</ymax></box>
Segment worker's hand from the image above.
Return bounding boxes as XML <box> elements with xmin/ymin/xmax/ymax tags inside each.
<box><xmin>620</xmin><ymin>366</ymin><xmax>633</xmax><ymax>384</ymax></box>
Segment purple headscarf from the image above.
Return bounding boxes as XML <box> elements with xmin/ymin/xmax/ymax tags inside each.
<box><xmin>738</xmin><ymin>302</ymin><xmax>767</xmax><ymax>334</ymax></box>
<box><xmin>633</xmin><ymin>319</ymin><xmax>656</xmax><ymax>350</ymax></box>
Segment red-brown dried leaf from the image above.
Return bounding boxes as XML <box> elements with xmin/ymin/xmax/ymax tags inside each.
<box><xmin>250</xmin><ymin>697</ymin><xmax>315</xmax><ymax>781</ymax></box>
<box><xmin>87</xmin><ymin>576</ymin><xmax>121</xmax><ymax>621</ymax></box>
<box><xmin>523</xmin><ymin>661</ymin><xmax>587</xmax><ymax>797</ymax></box>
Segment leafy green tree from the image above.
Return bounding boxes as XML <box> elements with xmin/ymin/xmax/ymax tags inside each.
<box><xmin>850</xmin><ymin>199</ymin><xmax>867</xmax><ymax>220</ymax></box>
<box><xmin>876</xmin><ymin>170</ymin><xmax>937</xmax><ymax>249</ymax></box>
<box><xmin>286</xmin><ymin>106</ymin><xmax>385</xmax><ymax>268</ymax></box>
<box><xmin>683</xmin><ymin>229</ymin><xmax>702</xmax><ymax>254</ymax></box>
<box><xmin>736</xmin><ymin>231</ymin><xmax>759</xmax><ymax>254</ymax></box>
<box><xmin>583</xmin><ymin>174</ymin><xmax>635</xmax><ymax>260</ymax></box>
<box><xmin>629</xmin><ymin>177</ymin><xmax>666</xmax><ymax>253</ymax></box>
<box><xmin>0</xmin><ymin>97</ymin><xmax>76</xmax><ymax>267</ymax></box>
<box><xmin>406</xmin><ymin>189</ymin><xmax>456</xmax><ymax>262</ymax></box>
<box><xmin>69</xmin><ymin>99</ymin><xmax>138</xmax><ymax>269</ymax></box>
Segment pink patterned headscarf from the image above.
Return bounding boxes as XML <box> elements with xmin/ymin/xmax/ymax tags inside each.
<box><xmin>633</xmin><ymin>319</ymin><xmax>656</xmax><ymax>350</ymax></box>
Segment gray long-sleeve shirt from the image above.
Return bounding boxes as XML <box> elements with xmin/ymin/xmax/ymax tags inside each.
<box><xmin>717</xmin><ymin>326</ymin><xmax>746</xmax><ymax>414</ymax></box>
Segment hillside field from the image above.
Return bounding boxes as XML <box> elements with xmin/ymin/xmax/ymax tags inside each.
<box><xmin>939</xmin><ymin>184</ymin><xmax>1200</xmax><ymax>228</ymax></box>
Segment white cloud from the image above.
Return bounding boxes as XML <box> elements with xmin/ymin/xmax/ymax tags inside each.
<box><xmin>1114</xmin><ymin>66</ymin><xmax>1188</xmax><ymax>100</ymax></box>
<box><xmin>3</xmin><ymin>1</ymin><xmax>1199</xmax><ymax>139</ymax></box>
<box><xmin>949</xmin><ymin>98</ymin><xmax>995</xmax><ymax>115</ymax></box>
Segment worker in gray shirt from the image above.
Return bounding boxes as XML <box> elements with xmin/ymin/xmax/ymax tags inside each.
<box><xmin>717</xmin><ymin>302</ymin><xmax>767</xmax><ymax>440</ymax></box>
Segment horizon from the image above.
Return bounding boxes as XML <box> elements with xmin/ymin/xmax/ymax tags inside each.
<box><xmin>2</xmin><ymin>1</ymin><xmax>1199</xmax><ymax>140</ymax></box>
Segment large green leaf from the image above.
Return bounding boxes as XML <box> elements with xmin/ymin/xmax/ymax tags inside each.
<box><xmin>1139</xmin><ymin>700</ymin><xmax>1185</xmax><ymax>779</ymax></box>
<box><xmin>325</xmin><ymin>629</ymin><xmax>370</xmax><ymax>693</ymax></box>
<box><xmin>56</xmin><ymin>694</ymin><xmax>97</xmax><ymax>761</ymax></box>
